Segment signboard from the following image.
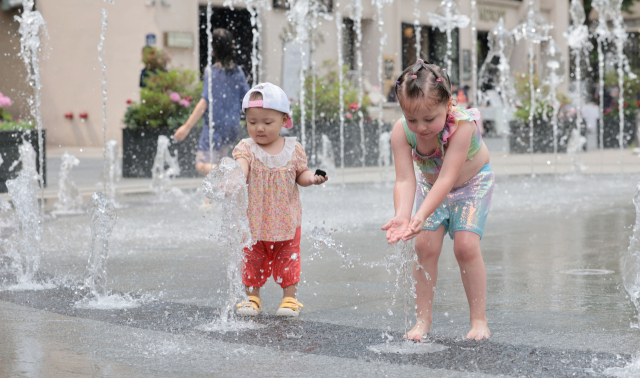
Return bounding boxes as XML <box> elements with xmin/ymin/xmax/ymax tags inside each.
<box><xmin>146</xmin><ymin>33</ymin><xmax>157</xmax><ymax>46</ymax></box>
<box><xmin>478</xmin><ymin>7</ymin><xmax>506</xmax><ymax>23</ymax></box>
<box><xmin>164</xmin><ymin>32</ymin><xmax>194</xmax><ymax>49</ymax></box>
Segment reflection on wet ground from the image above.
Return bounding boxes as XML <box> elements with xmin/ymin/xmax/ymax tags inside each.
<box><xmin>1</xmin><ymin>174</ymin><xmax>639</xmax><ymax>377</ymax></box>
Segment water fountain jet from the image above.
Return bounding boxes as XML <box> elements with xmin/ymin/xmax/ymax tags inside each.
<box><xmin>199</xmin><ymin>158</ymin><xmax>255</xmax><ymax>330</ymax></box>
<box><xmin>15</xmin><ymin>0</ymin><xmax>47</xmax><ymax>211</ymax></box>
<box><xmin>52</xmin><ymin>152</ymin><xmax>83</xmax><ymax>215</ymax></box>
<box><xmin>513</xmin><ymin>1</ymin><xmax>551</xmax><ymax>174</ymax></box>
<box><xmin>428</xmin><ymin>0</ymin><xmax>469</xmax><ymax>75</ymax></box>
<box><xmin>151</xmin><ymin>135</ymin><xmax>181</xmax><ymax>195</ymax></box>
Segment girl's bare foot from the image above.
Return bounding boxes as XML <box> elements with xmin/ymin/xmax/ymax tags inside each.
<box><xmin>403</xmin><ymin>319</ymin><xmax>431</xmax><ymax>341</ymax></box>
<box><xmin>466</xmin><ymin>319</ymin><xmax>490</xmax><ymax>340</ymax></box>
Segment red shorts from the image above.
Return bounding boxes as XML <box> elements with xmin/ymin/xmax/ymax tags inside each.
<box><xmin>242</xmin><ymin>227</ymin><xmax>301</xmax><ymax>288</ymax></box>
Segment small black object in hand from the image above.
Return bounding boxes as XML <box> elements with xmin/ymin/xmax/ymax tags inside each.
<box><xmin>315</xmin><ymin>169</ymin><xmax>326</xmax><ymax>177</ymax></box>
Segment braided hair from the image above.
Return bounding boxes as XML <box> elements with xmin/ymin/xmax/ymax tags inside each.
<box><xmin>395</xmin><ymin>59</ymin><xmax>454</xmax><ymax>111</ymax></box>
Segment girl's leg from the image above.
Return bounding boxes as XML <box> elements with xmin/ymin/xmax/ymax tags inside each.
<box><xmin>406</xmin><ymin>225</ymin><xmax>446</xmax><ymax>341</ymax></box>
<box><xmin>452</xmin><ymin>230</ymin><xmax>490</xmax><ymax>340</ymax></box>
<box><xmin>245</xmin><ymin>286</ymin><xmax>260</xmax><ymax>298</ymax></box>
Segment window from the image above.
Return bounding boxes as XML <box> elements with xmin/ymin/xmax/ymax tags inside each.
<box><xmin>342</xmin><ymin>18</ymin><xmax>355</xmax><ymax>70</ymax></box>
<box><xmin>401</xmin><ymin>23</ymin><xmax>460</xmax><ymax>85</ymax></box>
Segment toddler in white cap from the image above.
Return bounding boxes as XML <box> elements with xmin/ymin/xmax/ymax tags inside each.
<box><xmin>232</xmin><ymin>82</ymin><xmax>328</xmax><ymax>317</ymax></box>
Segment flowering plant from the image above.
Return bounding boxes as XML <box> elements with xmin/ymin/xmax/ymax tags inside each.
<box><xmin>291</xmin><ymin>63</ymin><xmax>370</xmax><ymax>126</ymax></box>
<box><xmin>123</xmin><ymin>69</ymin><xmax>202</xmax><ymax>130</ymax></box>
<box><xmin>0</xmin><ymin>91</ymin><xmax>33</xmax><ymax>131</ymax></box>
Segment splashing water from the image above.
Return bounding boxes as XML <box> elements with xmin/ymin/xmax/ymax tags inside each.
<box><xmin>76</xmin><ymin>191</ymin><xmax>143</xmax><ymax>309</ymax></box>
<box><xmin>540</xmin><ymin>37</ymin><xmax>565</xmax><ymax>174</ymax></box>
<box><xmin>98</xmin><ymin>7</ymin><xmax>110</xmax><ymax>192</ymax></box>
<box><xmin>383</xmin><ymin>241</ymin><xmax>429</xmax><ymax>338</ymax></box>
<box><xmin>3</xmin><ymin>170</ymin><xmax>47</xmax><ymax>289</ymax></box>
<box><xmin>201</xmin><ymin>158</ymin><xmax>253</xmax><ymax>327</ymax></box>
<box><xmin>350</xmin><ymin>0</ymin><xmax>366</xmax><ymax>167</ymax></box>
<box><xmin>151</xmin><ymin>135</ymin><xmax>181</xmax><ymax>195</ymax></box>
<box><xmin>477</xmin><ymin>18</ymin><xmax>518</xmax><ymax>143</ymax></box>
<box><xmin>428</xmin><ymin>0</ymin><xmax>469</xmax><ymax>75</ymax></box>
<box><xmin>564</xmin><ymin>0</ymin><xmax>591</xmax><ymax>169</ymax></box>
<box><xmin>412</xmin><ymin>0</ymin><xmax>421</xmax><ymax>61</ymax></box>
<box><xmin>604</xmin><ymin>354</ymin><xmax>640</xmax><ymax>377</ymax></box>
<box><xmin>307</xmin><ymin>226</ymin><xmax>358</xmax><ymax>268</ymax></box>
<box><xmin>513</xmin><ymin>0</ymin><xmax>551</xmax><ymax>174</ymax></box>
<box><xmin>104</xmin><ymin>139</ymin><xmax>121</xmax><ymax>204</ymax></box>
<box><xmin>378</xmin><ymin>131</ymin><xmax>391</xmax><ymax>182</ymax></box>
<box><xmin>318</xmin><ymin>134</ymin><xmax>336</xmax><ymax>175</ymax></box>
<box><xmin>83</xmin><ymin>191</ymin><xmax>116</xmax><ymax>298</ymax></box>
<box><xmin>52</xmin><ymin>152</ymin><xmax>83</xmax><ymax>215</ymax></box>
<box><xmin>592</xmin><ymin>0</ymin><xmax>611</xmax><ymax>167</ymax></box>
<box><xmin>8</xmin><ymin>140</ymin><xmax>38</xmax><ymax>182</ymax></box>
<box><xmin>336</xmin><ymin>11</ymin><xmax>345</xmax><ymax>183</ymax></box>
<box><xmin>622</xmin><ymin>181</ymin><xmax>640</xmax><ymax>327</ymax></box>
<box><xmin>610</xmin><ymin>0</ymin><xmax>636</xmax><ymax>172</ymax></box>
<box><xmin>15</xmin><ymin>0</ymin><xmax>47</xmax><ymax>210</ymax></box>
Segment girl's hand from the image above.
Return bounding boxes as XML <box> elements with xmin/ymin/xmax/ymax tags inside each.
<box><xmin>381</xmin><ymin>216</ymin><xmax>410</xmax><ymax>244</ymax></box>
<box><xmin>308</xmin><ymin>173</ymin><xmax>328</xmax><ymax>186</ymax></box>
<box><xmin>402</xmin><ymin>214</ymin><xmax>426</xmax><ymax>241</ymax></box>
<box><xmin>174</xmin><ymin>124</ymin><xmax>190</xmax><ymax>142</ymax></box>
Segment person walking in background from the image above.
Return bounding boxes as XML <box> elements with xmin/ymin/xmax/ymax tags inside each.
<box><xmin>173</xmin><ymin>28</ymin><xmax>250</xmax><ymax>175</ymax></box>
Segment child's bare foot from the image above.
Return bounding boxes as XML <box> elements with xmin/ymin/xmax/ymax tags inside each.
<box><xmin>466</xmin><ymin>319</ymin><xmax>490</xmax><ymax>340</ymax></box>
<box><xmin>403</xmin><ymin>319</ymin><xmax>431</xmax><ymax>341</ymax></box>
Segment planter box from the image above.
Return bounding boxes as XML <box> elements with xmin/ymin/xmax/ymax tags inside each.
<box><xmin>0</xmin><ymin>130</ymin><xmax>46</xmax><ymax>193</ymax></box>
<box><xmin>122</xmin><ymin>126</ymin><xmax>201</xmax><ymax>178</ymax></box>
<box><xmin>598</xmin><ymin>117</ymin><xmax>637</xmax><ymax>149</ymax></box>
<box><xmin>509</xmin><ymin>118</ymin><xmax>574</xmax><ymax>154</ymax></box>
<box><xmin>294</xmin><ymin>121</ymin><xmax>388</xmax><ymax>168</ymax></box>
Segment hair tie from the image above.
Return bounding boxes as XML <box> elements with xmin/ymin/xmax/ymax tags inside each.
<box><xmin>417</xmin><ymin>59</ymin><xmax>423</xmax><ymax>63</ymax></box>
<box><xmin>436</xmin><ymin>78</ymin><xmax>441</xmax><ymax>82</ymax></box>
<box><xmin>411</xmin><ymin>75</ymin><xmax>417</xmax><ymax>79</ymax></box>
<box><xmin>442</xmin><ymin>69</ymin><xmax>446</xmax><ymax>71</ymax></box>
<box><xmin>396</xmin><ymin>81</ymin><xmax>400</xmax><ymax>84</ymax></box>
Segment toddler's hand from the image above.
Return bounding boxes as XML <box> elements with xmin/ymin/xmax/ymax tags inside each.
<box><xmin>309</xmin><ymin>173</ymin><xmax>328</xmax><ymax>186</ymax></box>
<box><xmin>381</xmin><ymin>216</ymin><xmax>409</xmax><ymax>244</ymax></box>
<box><xmin>402</xmin><ymin>215</ymin><xmax>426</xmax><ymax>241</ymax></box>
<box><xmin>174</xmin><ymin>124</ymin><xmax>190</xmax><ymax>142</ymax></box>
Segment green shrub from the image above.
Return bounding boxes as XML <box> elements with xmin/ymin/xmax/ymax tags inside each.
<box><xmin>292</xmin><ymin>62</ymin><xmax>371</xmax><ymax>126</ymax></box>
<box><xmin>123</xmin><ymin>69</ymin><xmax>202</xmax><ymax>130</ymax></box>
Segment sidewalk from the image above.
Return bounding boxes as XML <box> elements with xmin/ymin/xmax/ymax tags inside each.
<box><xmin>9</xmin><ymin>145</ymin><xmax>640</xmax><ymax>202</ymax></box>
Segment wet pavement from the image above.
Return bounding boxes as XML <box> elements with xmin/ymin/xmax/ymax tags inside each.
<box><xmin>1</xmin><ymin>173</ymin><xmax>640</xmax><ymax>377</ymax></box>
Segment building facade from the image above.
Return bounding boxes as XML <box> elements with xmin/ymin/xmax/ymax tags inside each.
<box><xmin>1</xmin><ymin>0</ymin><xmax>576</xmax><ymax>146</ymax></box>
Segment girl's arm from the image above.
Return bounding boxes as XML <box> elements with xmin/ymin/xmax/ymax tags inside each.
<box><xmin>402</xmin><ymin>121</ymin><xmax>474</xmax><ymax>240</ymax></box>
<box><xmin>174</xmin><ymin>98</ymin><xmax>207</xmax><ymax>142</ymax></box>
<box><xmin>296</xmin><ymin>169</ymin><xmax>328</xmax><ymax>187</ymax></box>
<box><xmin>381</xmin><ymin>119</ymin><xmax>416</xmax><ymax>243</ymax></box>
<box><xmin>236</xmin><ymin>157</ymin><xmax>250</xmax><ymax>179</ymax></box>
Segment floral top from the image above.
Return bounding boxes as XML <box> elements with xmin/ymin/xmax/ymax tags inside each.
<box><xmin>232</xmin><ymin>137</ymin><xmax>308</xmax><ymax>242</ymax></box>
<box><xmin>402</xmin><ymin>107</ymin><xmax>482</xmax><ymax>174</ymax></box>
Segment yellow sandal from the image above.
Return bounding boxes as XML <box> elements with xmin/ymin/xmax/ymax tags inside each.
<box><xmin>276</xmin><ymin>297</ymin><xmax>303</xmax><ymax>317</ymax></box>
<box><xmin>236</xmin><ymin>296</ymin><xmax>262</xmax><ymax>316</ymax></box>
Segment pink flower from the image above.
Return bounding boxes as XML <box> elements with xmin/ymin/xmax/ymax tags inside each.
<box><xmin>170</xmin><ymin>92</ymin><xmax>181</xmax><ymax>102</ymax></box>
<box><xmin>346</xmin><ymin>113</ymin><xmax>353</xmax><ymax>119</ymax></box>
<box><xmin>349</xmin><ymin>102</ymin><xmax>359</xmax><ymax>112</ymax></box>
<box><xmin>0</xmin><ymin>94</ymin><xmax>12</xmax><ymax>108</ymax></box>
<box><xmin>179</xmin><ymin>98</ymin><xmax>190</xmax><ymax>108</ymax></box>
<box><xmin>126</xmin><ymin>99</ymin><xmax>132</xmax><ymax>104</ymax></box>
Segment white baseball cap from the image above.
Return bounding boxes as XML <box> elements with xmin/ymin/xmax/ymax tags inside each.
<box><xmin>242</xmin><ymin>82</ymin><xmax>293</xmax><ymax>129</ymax></box>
